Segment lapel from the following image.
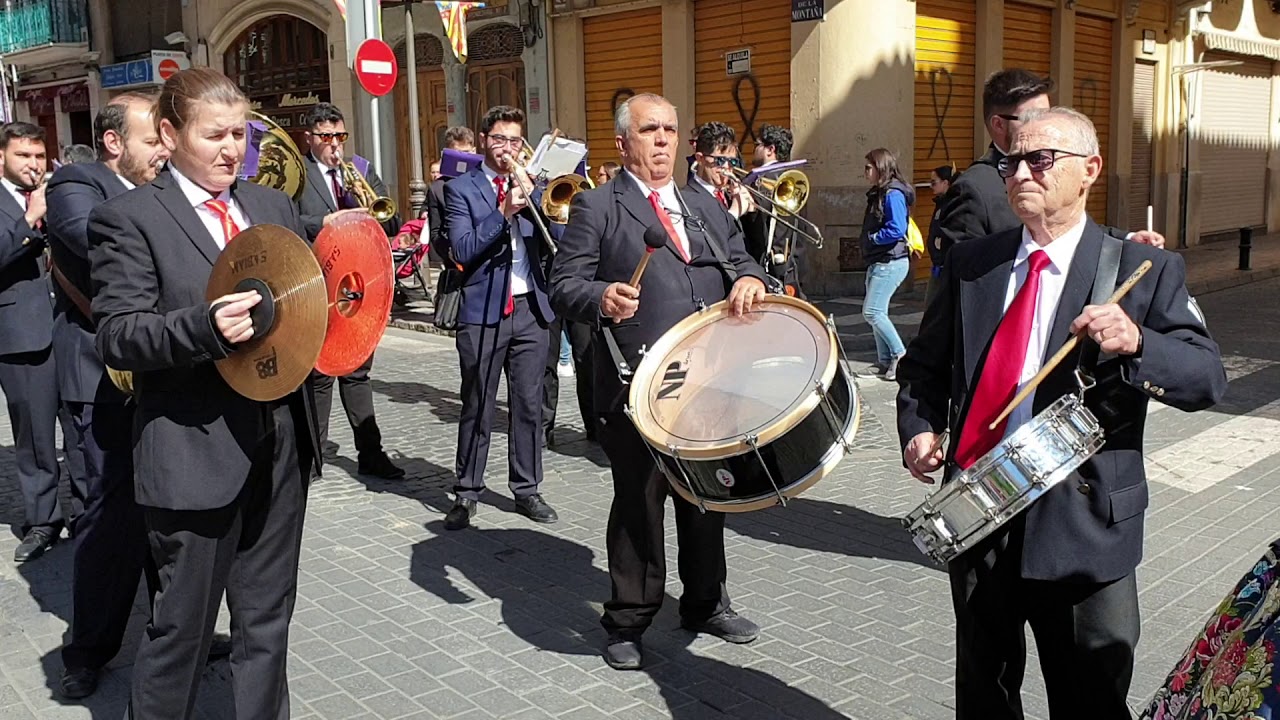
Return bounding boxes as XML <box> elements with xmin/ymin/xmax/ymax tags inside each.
<box><xmin>230</xmin><ymin>181</ymin><xmax>269</xmax><ymax>228</ymax></box>
<box><xmin>153</xmin><ymin>171</ymin><xmax>222</xmax><ymax>266</ymax></box>
<box><xmin>305</xmin><ymin>156</ymin><xmax>338</xmax><ymax>212</ymax></box>
<box><xmin>0</xmin><ymin>184</ymin><xmax>23</xmax><ymax>222</ymax></box>
<box><xmin>470</xmin><ymin>167</ymin><xmax>498</xmax><ymax>209</ymax></box>
<box><xmin>673</xmin><ymin>184</ymin><xmax>709</xmax><ymax>260</ymax></box>
<box><xmin>614</xmin><ymin>174</ymin><xmax>687</xmax><ymax>263</ymax></box>
<box><xmin>1042</xmin><ymin>221</ymin><xmax>1103</xmax><ymax>365</ymax></box>
<box><xmin>959</xmin><ymin>229</ymin><xmax>1022</xmax><ymax>382</ymax></box>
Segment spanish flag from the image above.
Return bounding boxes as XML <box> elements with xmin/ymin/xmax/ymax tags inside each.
<box><xmin>436</xmin><ymin>2</ymin><xmax>485</xmax><ymax>63</ymax></box>
<box><xmin>332</xmin><ymin>0</ymin><xmax>346</xmax><ymax>21</ymax></box>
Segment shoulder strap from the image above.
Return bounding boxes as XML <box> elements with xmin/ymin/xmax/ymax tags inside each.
<box><xmin>673</xmin><ymin>186</ymin><xmax>739</xmax><ymax>285</ymax></box>
<box><xmin>48</xmin><ymin>257</ymin><xmax>94</xmax><ymax>326</ymax></box>
<box><xmin>599</xmin><ymin>187</ymin><xmax>633</xmax><ymax>378</ymax></box>
<box><xmin>1079</xmin><ymin>233</ymin><xmax>1124</xmax><ymax>368</ymax></box>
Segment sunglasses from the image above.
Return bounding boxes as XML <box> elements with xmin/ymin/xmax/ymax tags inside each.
<box><xmin>310</xmin><ymin>131</ymin><xmax>349</xmax><ymax>143</ymax></box>
<box><xmin>708</xmin><ymin>155</ymin><xmax>742</xmax><ymax>169</ymax></box>
<box><xmin>996</xmin><ymin>148</ymin><xmax>1088</xmax><ymax>179</ymax></box>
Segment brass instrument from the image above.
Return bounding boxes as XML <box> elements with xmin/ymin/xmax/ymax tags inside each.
<box><xmin>722</xmin><ymin>166</ymin><xmax>825</xmax><ymax>248</ymax></box>
<box><xmin>541</xmin><ymin>173</ymin><xmax>592</xmax><ymax>224</ymax></box>
<box><xmin>501</xmin><ymin>145</ymin><xmax>559</xmax><ymax>254</ymax></box>
<box><xmin>246</xmin><ymin>112</ymin><xmax>307</xmax><ymax>201</ymax></box>
<box><xmin>336</xmin><ymin>148</ymin><xmax>397</xmax><ymax>223</ymax></box>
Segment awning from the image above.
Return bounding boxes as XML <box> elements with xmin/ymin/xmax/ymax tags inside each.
<box><xmin>1201</xmin><ymin>30</ymin><xmax>1280</xmax><ymax>62</ymax></box>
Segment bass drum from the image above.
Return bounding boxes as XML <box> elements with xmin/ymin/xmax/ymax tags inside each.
<box><xmin>626</xmin><ymin>295</ymin><xmax>859</xmax><ymax>512</ymax></box>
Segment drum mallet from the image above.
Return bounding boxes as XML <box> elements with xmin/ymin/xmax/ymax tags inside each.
<box><xmin>629</xmin><ymin>226</ymin><xmax>670</xmax><ymax>288</ymax></box>
<box><xmin>988</xmin><ymin>259</ymin><xmax>1153</xmax><ymax>431</ymax></box>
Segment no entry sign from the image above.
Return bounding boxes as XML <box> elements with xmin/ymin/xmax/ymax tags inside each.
<box><xmin>354</xmin><ymin>39</ymin><xmax>398</xmax><ymax>97</ymax></box>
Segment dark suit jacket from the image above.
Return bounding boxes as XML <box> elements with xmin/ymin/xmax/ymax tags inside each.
<box><xmin>549</xmin><ymin>171</ymin><xmax>766</xmax><ymax>414</ymax></box>
<box><xmin>896</xmin><ymin>220</ymin><xmax>1227</xmax><ymax>582</ymax></box>
<box><xmin>88</xmin><ymin>171</ymin><xmax>321</xmax><ymax>511</ymax></box>
<box><xmin>936</xmin><ymin>144</ymin><xmax>1134</xmax><ymax>258</ymax></box>
<box><xmin>46</xmin><ymin>161</ymin><xmax>131</xmax><ymax>403</ymax></box>
<box><xmin>444</xmin><ymin>167</ymin><xmax>557</xmax><ymax>326</ymax></box>
<box><xmin>297</xmin><ymin>154</ymin><xmax>400</xmax><ymax>241</ymax></box>
<box><xmin>426</xmin><ymin>176</ymin><xmax>451</xmax><ymax>264</ymax></box>
<box><xmin>0</xmin><ymin>186</ymin><xmax>53</xmax><ymax>356</ymax></box>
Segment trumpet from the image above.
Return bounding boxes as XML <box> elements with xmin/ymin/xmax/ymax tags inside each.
<box><xmin>335</xmin><ymin>148</ymin><xmax>397</xmax><ymax>223</ymax></box>
<box><xmin>720</xmin><ymin>166</ymin><xmax>825</xmax><ymax>248</ymax></box>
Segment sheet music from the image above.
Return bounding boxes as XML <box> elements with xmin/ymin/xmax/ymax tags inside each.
<box><xmin>528</xmin><ymin>135</ymin><xmax>588</xmax><ymax>182</ymax></box>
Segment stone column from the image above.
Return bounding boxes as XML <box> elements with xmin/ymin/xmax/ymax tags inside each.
<box><xmin>405</xmin><ymin>2</ymin><xmax>427</xmax><ymax>217</ymax></box>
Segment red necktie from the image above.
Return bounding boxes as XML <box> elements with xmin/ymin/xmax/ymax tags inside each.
<box><xmin>203</xmin><ymin>198</ymin><xmax>242</xmax><ymax>246</ymax></box>
<box><xmin>495</xmin><ymin>176</ymin><xmax>514</xmax><ymax>317</ymax></box>
<box><xmin>953</xmin><ymin>250</ymin><xmax>1052</xmax><ymax>469</ymax></box>
<box><xmin>20</xmin><ymin>190</ymin><xmax>42</xmax><ymax>230</ymax></box>
<box><xmin>715</xmin><ymin>189</ymin><xmax>727</xmax><ymax>208</ymax></box>
<box><xmin>647</xmin><ymin>192</ymin><xmax>690</xmax><ymax>263</ymax></box>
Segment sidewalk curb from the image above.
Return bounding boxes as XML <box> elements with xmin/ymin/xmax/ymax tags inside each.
<box><xmin>388</xmin><ymin>316</ymin><xmax>456</xmax><ymax>338</ymax></box>
<box><xmin>1188</xmin><ymin>266</ymin><xmax>1280</xmax><ymax>297</ymax></box>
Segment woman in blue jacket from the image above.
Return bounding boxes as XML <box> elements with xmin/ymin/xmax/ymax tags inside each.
<box><xmin>858</xmin><ymin>148</ymin><xmax>914</xmax><ymax>381</ymax></box>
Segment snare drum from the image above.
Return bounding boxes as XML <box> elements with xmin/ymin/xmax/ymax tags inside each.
<box><xmin>903</xmin><ymin>393</ymin><xmax>1105</xmax><ymax>564</ymax></box>
<box><xmin>625</xmin><ymin>295</ymin><xmax>859</xmax><ymax>513</ymax></box>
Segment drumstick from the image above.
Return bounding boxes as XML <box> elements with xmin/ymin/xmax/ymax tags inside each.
<box><xmin>987</xmin><ymin>259</ymin><xmax>1153</xmax><ymax>431</ymax></box>
<box><xmin>630</xmin><ymin>226</ymin><xmax>670</xmax><ymax>288</ymax></box>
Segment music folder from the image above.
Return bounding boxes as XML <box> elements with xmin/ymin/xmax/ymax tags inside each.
<box><xmin>442</xmin><ymin>149</ymin><xmax>485</xmax><ymax>179</ymax></box>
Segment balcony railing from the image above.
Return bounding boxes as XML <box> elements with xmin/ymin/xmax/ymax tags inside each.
<box><xmin>0</xmin><ymin>0</ymin><xmax>88</xmax><ymax>56</ymax></box>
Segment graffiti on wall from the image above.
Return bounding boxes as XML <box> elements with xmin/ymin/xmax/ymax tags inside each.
<box><xmin>927</xmin><ymin>67</ymin><xmax>955</xmax><ymax>164</ymax></box>
<box><xmin>1076</xmin><ymin>77</ymin><xmax>1100</xmax><ymax>118</ymax></box>
<box><xmin>731</xmin><ymin>74</ymin><xmax>762</xmax><ymax>147</ymax></box>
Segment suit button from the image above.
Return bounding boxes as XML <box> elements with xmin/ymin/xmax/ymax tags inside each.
<box><xmin>1142</xmin><ymin>380</ymin><xmax>1151</xmax><ymax>390</ymax></box>
<box><xmin>1077</xmin><ymin>483</ymin><xmax>1091</xmax><ymax>495</ymax></box>
<box><xmin>22</xmin><ymin>238</ymin><xmax>30</xmax><ymax>246</ymax></box>
<box><xmin>1156</xmin><ymin>388</ymin><xmax>1166</xmax><ymax>397</ymax></box>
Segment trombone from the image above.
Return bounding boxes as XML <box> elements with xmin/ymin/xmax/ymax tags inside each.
<box><xmin>500</xmin><ymin>140</ymin><xmax>559</xmax><ymax>254</ymax></box>
<box><xmin>718</xmin><ymin>166</ymin><xmax>825</xmax><ymax>248</ymax></box>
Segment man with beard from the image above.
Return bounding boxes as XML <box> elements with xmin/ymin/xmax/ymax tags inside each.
<box><xmin>0</xmin><ymin>122</ymin><xmax>69</xmax><ymax>563</ymax></box>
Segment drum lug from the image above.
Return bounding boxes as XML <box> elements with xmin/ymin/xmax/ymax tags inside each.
<box><xmin>826</xmin><ymin>314</ymin><xmax>853</xmax><ymax>372</ymax></box>
<box><xmin>745</xmin><ymin>434</ymin><xmax>787</xmax><ymax>508</ymax></box>
<box><xmin>668</xmin><ymin>445</ymin><xmax>709</xmax><ymax>514</ymax></box>
<box><xmin>1073</xmin><ymin>367</ymin><xmax>1097</xmax><ymax>398</ymax></box>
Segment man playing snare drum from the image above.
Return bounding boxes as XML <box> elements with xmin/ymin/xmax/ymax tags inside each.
<box><xmin>549</xmin><ymin>93</ymin><xmax>768</xmax><ymax>671</ymax></box>
<box><xmin>896</xmin><ymin>107</ymin><xmax>1226</xmax><ymax>719</ymax></box>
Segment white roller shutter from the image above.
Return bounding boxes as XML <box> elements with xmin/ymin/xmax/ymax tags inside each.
<box><xmin>1199</xmin><ymin>53</ymin><xmax>1272</xmax><ymax>236</ymax></box>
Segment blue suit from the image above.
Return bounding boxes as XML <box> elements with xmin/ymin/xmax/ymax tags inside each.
<box><xmin>444</xmin><ymin>166</ymin><xmax>559</xmax><ymax>502</ymax></box>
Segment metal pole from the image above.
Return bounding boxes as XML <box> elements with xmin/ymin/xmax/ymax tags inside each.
<box><xmin>364</xmin><ymin>0</ymin><xmax>383</xmax><ymax>177</ymax></box>
<box><xmin>404</xmin><ymin>1</ymin><xmax>427</xmax><ymax>218</ymax></box>
<box><xmin>1239</xmin><ymin>226</ymin><xmax>1252</xmax><ymax>271</ymax></box>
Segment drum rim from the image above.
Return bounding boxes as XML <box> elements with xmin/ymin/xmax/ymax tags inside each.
<box><xmin>627</xmin><ymin>294</ymin><xmax>840</xmax><ymax>461</ymax></box>
<box><xmin>666</xmin><ymin>389</ymin><xmax>861</xmax><ymax>512</ymax></box>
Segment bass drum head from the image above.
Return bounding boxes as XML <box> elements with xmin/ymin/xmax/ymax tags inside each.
<box><xmin>628</xmin><ymin>295</ymin><xmax>837</xmax><ymax>460</ymax></box>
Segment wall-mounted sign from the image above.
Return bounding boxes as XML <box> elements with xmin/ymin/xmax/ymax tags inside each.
<box><xmin>1142</xmin><ymin>29</ymin><xmax>1157</xmax><ymax>55</ymax></box>
<box><xmin>791</xmin><ymin>0</ymin><xmax>824</xmax><ymax>22</ymax></box>
<box><xmin>101</xmin><ymin>50</ymin><xmax>191</xmax><ymax>90</ymax></box>
<box><xmin>726</xmin><ymin>49</ymin><xmax>751</xmax><ymax>76</ymax></box>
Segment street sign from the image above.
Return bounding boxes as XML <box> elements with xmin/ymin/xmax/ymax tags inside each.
<box><xmin>792</xmin><ymin>0</ymin><xmax>824</xmax><ymax>22</ymax></box>
<box><xmin>158</xmin><ymin>58</ymin><xmax>181</xmax><ymax>81</ymax></box>
<box><xmin>354</xmin><ymin>39</ymin><xmax>398</xmax><ymax>97</ymax></box>
<box><xmin>726</xmin><ymin>49</ymin><xmax>751</xmax><ymax>76</ymax></box>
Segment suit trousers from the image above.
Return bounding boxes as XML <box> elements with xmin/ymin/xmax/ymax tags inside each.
<box><xmin>950</xmin><ymin>524</ymin><xmax>1140</xmax><ymax>720</ymax></box>
<box><xmin>63</xmin><ymin>401</ymin><xmax>156</xmax><ymax>671</ymax></box>
<box><xmin>312</xmin><ymin>352</ymin><xmax>383</xmax><ymax>458</ymax></box>
<box><xmin>598</xmin><ymin>412</ymin><xmax>730</xmax><ymax>635</ymax></box>
<box><xmin>542</xmin><ymin>318</ymin><xmax>595</xmax><ymax>440</ymax></box>
<box><xmin>129</xmin><ymin>403</ymin><xmax>308</xmax><ymax>720</ymax></box>
<box><xmin>0</xmin><ymin>347</ymin><xmax>65</xmax><ymax>532</ymax></box>
<box><xmin>454</xmin><ymin>296</ymin><xmax>548</xmax><ymax>501</ymax></box>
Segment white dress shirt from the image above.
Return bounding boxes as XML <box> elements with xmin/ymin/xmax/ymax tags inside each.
<box><xmin>312</xmin><ymin>154</ymin><xmax>344</xmax><ymax>209</ymax></box>
<box><xmin>1</xmin><ymin>176</ymin><xmax>31</xmax><ymax>212</ymax></box>
<box><xmin>625</xmin><ymin>169</ymin><xmax>691</xmax><ymax>258</ymax></box>
<box><xmin>168</xmin><ymin>164</ymin><xmax>249</xmax><ymax>251</ymax></box>
<box><xmin>482</xmin><ymin>163</ymin><xmax>534</xmax><ymax>296</ymax></box>
<box><xmin>1002</xmin><ymin>213</ymin><xmax>1087</xmax><ymax>434</ymax></box>
<box><xmin>115</xmin><ymin>173</ymin><xmax>136</xmax><ymax>191</ymax></box>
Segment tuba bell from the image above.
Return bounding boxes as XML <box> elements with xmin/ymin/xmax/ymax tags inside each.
<box><xmin>245</xmin><ymin>112</ymin><xmax>307</xmax><ymax>201</ymax></box>
<box><xmin>541</xmin><ymin>173</ymin><xmax>592</xmax><ymax>224</ymax></box>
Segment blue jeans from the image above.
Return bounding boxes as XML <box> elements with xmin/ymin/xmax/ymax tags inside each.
<box><xmin>558</xmin><ymin>329</ymin><xmax>571</xmax><ymax>365</ymax></box>
<box><xmin>863</xmin><ymin>257</ymin><xmax>909</xmax><ymax>365</ymax></box>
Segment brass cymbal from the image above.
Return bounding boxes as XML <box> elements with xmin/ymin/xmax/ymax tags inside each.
<box><xmin>313</xmin><ymin>213</ymin><xmax>395</xmax><ymax>377</ymax></box>
<box><xmin>205</xmin><ymin>224</ymin><xmax>328</xmax><ymax>402</ymax></box>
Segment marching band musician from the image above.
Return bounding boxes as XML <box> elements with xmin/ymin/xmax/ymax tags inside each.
<box><xmin>45</xmin><ymin>91</ymin><xmax>184</xmax><ymax>699</ymax></box>
<box><xmin>685</xmin><ymin>121</ymin><xmax>756</xmax><ymax>220</ymax></box>
<box><xmin>896</xmin><ymin>107</ymin><xmax>1226</xmax><ymax>719</ymax></box>
<box><xmin>297</xmin><ymin>102</ymin><xmax>405</xmax><ymax>479</ymax></box>
<box><xmin>745</xmin><ymin>124</ymin><xmax>806</xmax><ymax>298</ymax></box>
<box><xmin>87</xmin><ymin>67</ymin><xmax>319</xmax><ymax>719</ymax></box>
<box><xmin>443</xmin><ymin>105</ymin><xmax>561</xmax><ymax>531</ymax></box>
<box><xmin>0</xmin><ymin>122</ymin><xmax>81</xmax><ymax>564</ymax></box>
<box><xmin>549</xmin><ymin>93</ymin><xmax>767</xmax><ymax>671</ymax></box>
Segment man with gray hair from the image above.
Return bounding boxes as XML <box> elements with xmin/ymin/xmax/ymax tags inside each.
<box><xmin>896</xmin><ymin>106</ymin><xmax>1226</xmax><ymax>718</ymax></box>
<box><xmin>550</xmin><ymin>92</ymin><xmax>767</xmax><ymax>670</ymax></box>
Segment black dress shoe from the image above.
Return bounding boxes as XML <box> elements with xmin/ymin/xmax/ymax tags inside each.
<box><xmin>208</xmin><ymin>632</ymin><xmax>233</xmax><ymax>660</ymax></box>
<box><xmin>681</xmin><ymin>608</ymin><xmax>760</xmax><ymax>644</ymax></box>
<box><xmin>514</xmin><ymin>494</ymin><xmax>558</xmax><ymax>524</ymax></box>
<box><xmin>59</xmin><ymin>665</ymin><xmax>99</xmax><ymax>699</ymax></box>
<box><xmin>603</xmin><ymin>633</ymin><xmax>643</xmax><ymax>670</ymax></box>
<box><xmin>358</xmin><ymin>452</ymin><xmax>406</xmax><ymax>479</ymax></box>
<box><xmin>544</xmin><ymin>428</ymin><xmax>557</xmax><ymax>449</ymax></box>
<box><xmin>14</xmin><ymin>527</ymin><xmax>57</xmax><ymax>563</ymax></box>
<box><xmin>444</xmin><ymin>499</ymin><xmax>477</xmax><ymax>531</ymax></box>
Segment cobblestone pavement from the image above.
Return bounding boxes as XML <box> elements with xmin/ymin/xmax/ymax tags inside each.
<box><xmin>0</xmin><ymin>278</ymin><xmax>1277</xmax><ymax>719</ymax></box>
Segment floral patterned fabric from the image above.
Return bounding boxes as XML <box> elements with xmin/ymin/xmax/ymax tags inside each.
<box><xmin>1141</xmin><ymin>539</ymin><xmax>1280</xmax><ymax>720</ymax></box>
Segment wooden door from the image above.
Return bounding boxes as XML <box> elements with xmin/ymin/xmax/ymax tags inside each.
<box><xmin>468</xmin><ymin>63</ymin><xmax>526</xmax><ymax>141</ymax></box>
<box><xmin>394</xmin><ymin>68</ymin><xmax>447</xmax><ymax>215</ymax></box>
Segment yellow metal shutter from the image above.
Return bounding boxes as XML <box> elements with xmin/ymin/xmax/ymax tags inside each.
<box><xmin>583</xmin><ymin>8</ymin><xmax>664</xmax><ymax>170</ymax></box>
<box><xmin>693</xmin><ymin>0</ymin><xmax>791</xmax><ymax>160</ymax></box>
<box><xmin>1199</xmin><ymin>53</ymin><xmax>1272</xmax><ymax>236</ymax></box>
<box><xmin>914</xmin><ymin>0</ymin><xmax>976</xmax><ymax>276</ymax></box>
<box><xmin>1128</xmin><ymin>61</ymin><xmax>1155</xmax><ymax>231</ymax></box>
<box><xmin>1003</xmin><ymin>3</ymin><xmax>1052</xmax><ymax>80</ymax></box>
<box><xmin>1073</xmin><ymin>14</ymin><xmax>1114</xmax><ymax>224</ymax></box>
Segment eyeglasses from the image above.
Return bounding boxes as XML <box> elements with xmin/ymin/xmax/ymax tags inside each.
<box><xmin>708</xmin><ymin>155</ymin><xmax>741</xmax><ymax>169</ymax></box>
<box><xmin>996</xmin><ymin>148</ymin><xmax>1089</xmax><ymax>179</ymax></box>
<box><xmin>995</xmin><ymin>113</ymin><xmax>1022</xmax><ymax>122</ymax></box>
<box><xmin>310</xmin><ymin>132</ymin><xmax>348</xmax><ymax>143</ymax></box>
<box><xmin>487</xmin><ymin>134</ymin><xmax>524</xmax><ymax>147</ymax></box>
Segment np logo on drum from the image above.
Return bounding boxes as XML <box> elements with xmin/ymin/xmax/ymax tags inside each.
<box><xmin>655</xmin><ymin>359</ymin><xmax>689</xmax><ymax>401</ymax></box>
<box><xmin>715</xmin><ymin>469</ymin><xmax>736</xmax><ymax>488</ymax></box>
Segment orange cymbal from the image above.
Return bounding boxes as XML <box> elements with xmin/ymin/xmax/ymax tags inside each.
<box><xmin>205</xmin><ymin>224</ymin><xmax>328</xmax><ymax>402</ymax></box>
<box><xmin>313</xmin><ymin>213</ymin><xmax>395</xmax><ymax>376</ymax></box>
